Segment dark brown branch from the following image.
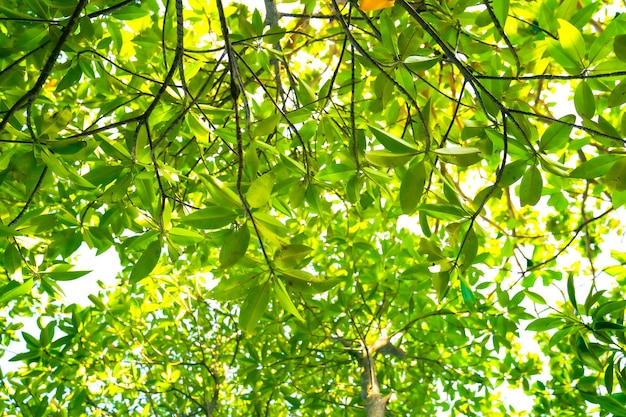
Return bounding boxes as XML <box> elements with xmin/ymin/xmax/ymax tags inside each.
<box><xmin>87</xmin><ymin>0</ymin><xmax>135</xmax><ymax>19</ymax></box>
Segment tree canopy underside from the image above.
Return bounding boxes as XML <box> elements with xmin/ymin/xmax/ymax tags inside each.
<box><xmin>1</xmin><ymin>0</ymin><xmax>626</xmax><ymax>416</ymax></box>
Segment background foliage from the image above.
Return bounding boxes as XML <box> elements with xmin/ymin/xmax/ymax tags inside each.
<box><xmin>1</xmin><ymin>0</ymin><xmax>626</xmax><ymax>415</ymax></box>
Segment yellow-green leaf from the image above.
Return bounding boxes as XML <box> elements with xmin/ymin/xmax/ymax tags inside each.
<box><xmin>168</xmin><ymin>227</ymin><xmax>204</xmax><ymax>246</ymax></box>
<box><xmin>434</xmin><ymin>147</ymin><xmax>482</xmax><ymax>166</ymax></box>
<box><xmin>368</xmin><ymin>126</ymin><xmax>419</xmax><ymax>154</ymax></box>
<box><xmin>605</xmin><ymin>157</ymin><xmax>626</xmax><ymax>191</ymax></box>
<box><xmin>614</xmin><ymin>34</ymin><xmax>626</xmax><ymax>62</ymax></box>
<box><xmin>247</xmin><ymin>171</ymin><xmax>275</xmax><ymax>208</ymax></box>
<box><xmin>252</xmin><ymin>114</ymin><xmax>281</xmax><ymax>138</ymax></box>
<box><xmin>274</xmin><ymin>278</ymin><xmax>304</xmax><ymax>321</ymax></box>
<box><xmin>539</xmin><ymin>115</ymin><xmax>575</xmax><ymax>151</ymax></box>
<box><xmin>239</xmin><ymin>281</ymin><xmax>270</xmax><ymax>332</ymax></box>
<box><xmin>557</xmin><ymin>18</ymin><xmax>586</xmax><ymax>64</ymax></box>
<box><xmin>365</xmin><ymin>151</ymin><xmax>414</xmax><ymax>167</ymax></box>
<box><xmin>180</xmin><ymin>207</ymin><xmax>238</xmax><ymax>229</ymax></box>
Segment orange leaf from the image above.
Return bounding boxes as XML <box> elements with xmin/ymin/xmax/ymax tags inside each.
<box><xmin>359</xmin><ymin>0</ymin><xmax>395</xmax><ymax>11</ymax></box>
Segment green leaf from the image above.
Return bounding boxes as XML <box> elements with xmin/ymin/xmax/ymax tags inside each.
<box><xmin>112</xmin><ymin>5</ymin><xmax>150</xmax><ymax>20</ymax></box>
<box><xmin>0</xmin><ymin>279</ymin><xmax>34</xmax><ymax>305</ymax></box>
<box><xmin>180</xmin><ymin>207</ymin><xmax>238</xmax><ymax>229</ymax></box>
<box><xmin>460</xmin><ymin>278</ymin><xmax>476</xmax><ymax>311</ymax></box>
<box><xmin>280</xmin><ymin>269</ymin><xmax>341</xmax><ymax>294</ymax></box>
<box><xmin>368</xmin><ymin>126</ymin><xmax>418</xmax><ymax>153</ymax></box>
<box><xmin>433</xmin><ymin>270</ymin><xmax>450</xmax><ymax>301</ymax></box>
<box><xmin>219</xmin><ymin>225</ymin><xmax>250</xmax><ymax>268</ymax></box>
<box><xmin>274</xmin><ymin>245</ymin><xmax>314</xmax><ymax>270</ymax></box>
<box><xmin>570</xmin><ymin>155</ymin><xmax>623</xmax><ymax>179</ymax></box>
<box><xmin>493</xmin><ymin>0</ymin><xmax>509</xmax><ymax>26</ymax></box>
<box><xmin>608</xmin><ymin>81</ymin><xmax>626</xmax><ymax>108</ymax></box>
<box><xmin>315</xmin><ymin>164</ymin><xmax>355</xmax><ymax>183</ymax></box>
<box><xmin>239</xmin><ymin>281</ymin><xmax>270</xmax><ymax>332</ymax></box>
<box><xmin>434</xmin><ymin>147</ymin><xmax>482</xmax><ymax>166</ymax></box>
<box><xmin>574</xmin><ymin>81</ymin><xmax>595</xmax><ymax>118</ymax></box>
<box><xmin>605</xmin><ymin>157</ymin><xmax>626</xmax><ymax>191</ymax></box>
<box><xmin>525</xmin><ymin>290</ymin><xmax>547</xmax><ymax>305</ymax></box>
<box><xmin>399</xmin><ymin>161</ymin><xmax>427</xmax><ymax>215</ymax></box>
<box><xmin>526</xmin><ymin>317</ymin><xmax>565</xmax><ymax>331</ymax></box>
<box><xmin>274</xmin><ymin>278</ymin><xmax>304</xmax><ymax>321</ymax></box>
<box><xmin>252</xmin><ymin>114</ymin><xmax>281</xmax><ymax>138</ymax></box>
<box><xmin>3</xmin><ymin>242</ymin><xmax>22</xmax><ymax>282</ymax></box>
<box><xmin>212</xmin><ymin>274</ymin><xmax>260</xmax><ymax>301</ymax></box>
<box><xmin>380</xmin><ymin>10</ymin><xmax>399</xmax><ymax>57</ymax></box>
<box><xmin>614</xmin><ymin>34</ymin><xmax>626</xmax><ymax>62</ymax></box>
<box><xmin>557</xmin><ymin>18</ymin><xmax>586</xmax><ymax>64</ymax></box>
<box><xmin>548</xmin><ymin>39</ymin><xmax>583</xmax><ymax>74</ymax></box>
<box><xmin>365</xmin><ymin>151</ymin><xmax>414</xmax><ymax>167</ymax></box>
<box><xmin>418</xmin><ymin>204</ymin><xmax>467</xmax><ymax>221</ymax></box>
<box><xmin>606</xmin><ymin>358</ymin><xmax>615</xmax><ymax>394</ymax></box>
<box><xmin>567</xmin><ymin>273</ymin><xmax>578</xmax><ymax>312</ymax></box>
<box><xmin>403</xmin><ymin>55</ymin><xmax>441</xmax><ymax>71</ymax></box>
<box><xmin>55</xmin><ymin>65</ymin><xmax>82</xmax><ymax>92</ymax></box>
<box><xmin>129</xmin><ymin>239</ymin><xmax>161</xmax><ymax>282</ymax></box>
<box><xmin>593</xmin><ymin>300</ymin><xmax>626</xmax><ymax>320</ymax></box>
<box><xmin>498</xmin><ymin>159</ymin><xmax>528</xmax><ymax>187</ymax></box>
<box><xmin>539</xmin><ymin>115</ymin><xmax>575</xmax><ymax>151</ymax></box>
<box><xmin>247</xmin><ymin>171</ymin><xmax>275</xmax><ymax>208</ymax></box>
<box><xmin>40</xmin><ymin>106</ymin><xmax>73</xmax><ymax>137</ymax></box>
<box><xmin>575</xmin><ymin>335</ymin><xmax>604</xmax><ymax>372</ymax></box>
<box><xmin>41</xmin><ymin>266</ymin><xmax>91</xmax><ymax>281</ymax></box>
<box><xmin>519</xmin><ymin>165</ymin><xmax>543</xmax><ymax>206</ymax></box>
<box><xmin>82</xmin><ymin>165</ymin><xmax>125</xmax><ymax>188</ymax></box>
<box><xmin>168</xmin><ymin>227</ymin><xmax>205</xmax><ymax>246</ymax></box>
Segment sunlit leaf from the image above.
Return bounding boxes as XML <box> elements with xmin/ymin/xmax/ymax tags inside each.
<box><xmin>273</xmin><ymin>278</ymin><xmax>304</xmax><ymax>321</ymax></box>
<box><xmin>180</xmin><ymin>207</ymin><xmax>238</xmax><ymax>229</ymax></box>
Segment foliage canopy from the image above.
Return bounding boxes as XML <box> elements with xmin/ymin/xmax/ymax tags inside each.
<box><xmin>1</xmin><ymin>0</ymin><xmax>626</xmax><ymax>415</ymax></box>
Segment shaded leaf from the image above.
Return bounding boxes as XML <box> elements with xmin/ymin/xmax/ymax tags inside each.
<box><xmin>519</xmin><ymin>165</ymin><xmax>542</xmax><ymax>206</ymax></box>
<box><xmin>129</xmin><ymin>239</ymin><xmax>161</xmax><ymax>282</ymax></box>
<box><xmin>399</xmin><ymin>160</ymin><xmax>426</xmax><ymax>215</ymax></box>
<box><xmin>219</xmin><ymin>225</ymin><xmax>250</xmax><ymax>268</ymax></box>
<box><xmin>239</xmin><ymin>281</ymin><xmax>270</xmax><ymax>332</ymax></box>
<box><xmin>274</xmin><ymin>278</ymin><xmax>304</xmax><ymax>321</ymax></box>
